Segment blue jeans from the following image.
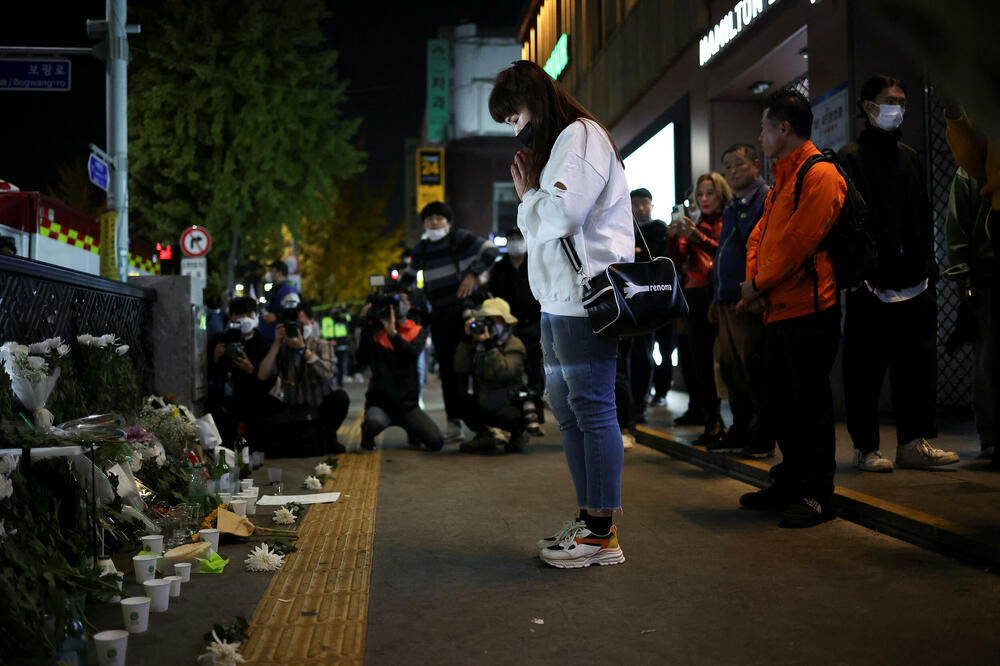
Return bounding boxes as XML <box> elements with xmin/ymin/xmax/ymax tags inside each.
<box><xmin>541</xmin><ymin>313</ymin><xmax>623</xmax><ymax>511</ymax></box>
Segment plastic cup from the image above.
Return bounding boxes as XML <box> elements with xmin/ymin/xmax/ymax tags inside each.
<box><xmin>164</xmin><ymin>575</ymin><xmax>182</xmax><ymax>597</ymax></box>
<box><xmin>93</xmin><ymin>629</ymin><xmax>128</xmax><ymax>666</ymax></box>
<box><xmin>230</xmin><ymin>499</ymin><xmax>247</xmax><ymax>517</ymax></box>
<box><xmin>132</xmin><ymin>554</ymin><xmax>158</xmax><ymax>584</ymax></box>
<box><xmin>240</xmin><ymin>479</ymin><xmax>253</xmax><ymax>491</ymax></box>
<box><xmin>199</xmin><ymin>528</ymin><xmax>220</xmax><ymax>551</ymax></box>
<box><xmin>120</xmin><ymin>597</ymin><xmax>151</xmax><ymax>633</ymax></box>
<box><xmin>140</xmin><ymin>534</ymin><xmax>164</xmax><ymax>554</ymax></box>
<box><xmin>142</xmin><ymin>579</ymin><xmax>171</xmax><ymax>612</ymax></box>
<box><xmin>267</xmin><ymin>468</ymin><xmax>282</xmax><ymax>483</ymax></box>
<box><xmin>173</xmin><ymin>562</ymin><xmax>192</xmax><ymax>582</ymax></box>
<box><xmin>246</xmin><ymin>485</ymin><xmax>260</xmax><ymax>499</ymax></box>
<box><xmin>218</xmin><ymin>492</ymin><xmax>232</xmax><ymax>505</ymax></box>
<box><xmin>236</xmin><ymin>492</ymin><xmax>256</xmax><ymax>515</ymax></box>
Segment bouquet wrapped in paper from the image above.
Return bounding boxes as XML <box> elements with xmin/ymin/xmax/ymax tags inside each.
<box><xmin>196</xmin><ymin>508</ymin><xmax>297</xmax><ymax>540</ymax></box>
<box><xmin>0</xmin><ymin>341</ymin><xmax>62</xmax><ymax>431</ymax></box>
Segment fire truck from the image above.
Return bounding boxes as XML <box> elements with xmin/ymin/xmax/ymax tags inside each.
<box><xmin>0</xmin><ymin>182</ymin><xmax>159</xmax><ymax>277</ymax></box>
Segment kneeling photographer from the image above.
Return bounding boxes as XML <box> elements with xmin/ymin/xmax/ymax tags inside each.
<box><xmin>357</xmin><ymin>281</ymin><xmax>443</xmax><ymax>451</ymax></box>
<box><xmin>257</xmin><ymin>303</ymin><xmax>349</xmax><ymax>456</ymax></box>
<box><xmin>454</xmin><ymin>298</ymin><xmax>532</xmax><ymax>454</ymax></box>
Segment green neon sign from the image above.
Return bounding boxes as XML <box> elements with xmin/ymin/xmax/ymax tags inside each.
<box><xmin>543</xmin><ymin>33</ymin><xmax>569</xmax><ymax>79</ymax></box>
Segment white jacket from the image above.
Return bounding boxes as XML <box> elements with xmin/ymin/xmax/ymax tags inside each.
<box><xmin>517</xmin><ymin>119</ymin><xmax>634</xmax><ymax>317</ymax></box>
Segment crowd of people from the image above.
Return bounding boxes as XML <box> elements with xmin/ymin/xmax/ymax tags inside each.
<box><xmin>201</xmin><ymin>60</ymin><xmax>995</xmax><ymax>570</ymax></box>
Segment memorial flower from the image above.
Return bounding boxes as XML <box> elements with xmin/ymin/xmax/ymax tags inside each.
<box><xmin>314</xmin><ymin>462</ymin><xmax>333</xmax><ymax>477</ymax></box>
<box><xmin>197</xmin><ymin>630</ymin><xmax>246</xmax><ymax>666</ymax></box>
<box><xmin>272</xmin><ymin>507</ymin><xmax>297</xmax><ymax>525</ymax></box>
<box><xmin>244</xmin><ymin>543</ymin><xmax>284</xmax><ymax>572</ymax></box>
<box><xmin>303</xmin><ymin>475</ymin><xmax>321</xmax><ymax>491</ymax></box>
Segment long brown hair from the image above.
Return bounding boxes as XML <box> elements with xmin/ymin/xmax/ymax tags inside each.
<box><xmin>489</xmin><ymin>60</ymin><xmax>621</xmax><ymax>189</ymax></box>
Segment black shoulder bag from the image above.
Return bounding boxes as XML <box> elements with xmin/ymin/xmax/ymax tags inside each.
<box><xmin>558</xmin><ymin>218</ymin><xmax>688</xmax><ymax>338</ymax></box>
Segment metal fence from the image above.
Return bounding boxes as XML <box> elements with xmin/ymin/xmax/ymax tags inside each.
<box><xmin>0</xmin><ymin>255</ymin><xmax>156</xmax><ymax>393</ymax></box>
<box><xmin>924</xmin><ymin>86</ymin><xmax>974</xmax><ymax>407</ymax></box>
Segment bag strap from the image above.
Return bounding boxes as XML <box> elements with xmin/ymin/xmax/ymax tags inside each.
<box><xmin>558</xmin><ymin>216</ymin><xmax>648</xmax><ymax>283</ymax></box>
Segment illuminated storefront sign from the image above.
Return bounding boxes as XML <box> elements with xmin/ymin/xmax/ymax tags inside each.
<box><xmin>543</xmin><ymin>33</ymin><xmax>569</xmax><ymax>79</ymax></box>
<box><xmin>699</xmin><ymin>0</ymin><xmax>780</xmax><ymax>66</ymax></box>
<box><xmin>416</xmin><ymin>147</ymin><xmax>445</xmax><ymax>213</ymax></box>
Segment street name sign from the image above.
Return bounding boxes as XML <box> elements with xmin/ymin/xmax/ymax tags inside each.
<box><xmin>0</xmin><ymin>58</ymin><xmax>71</xmax><ymax>91</ymax></box>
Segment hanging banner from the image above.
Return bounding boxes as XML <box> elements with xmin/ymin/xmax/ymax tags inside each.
<box><xmin>811</xmin><ymin>82</ymin><xmax>850</xmax><ymax>152</ymax></box>
<box><xmin>416</xmin><ymin>147</ymin><xmax>445</xmax><ymax>214</ymax></box>
<box><xmin>426</xmin><ymin>40</ymin><xmax>450</xmax><ymax>143</ymax></box>
<box><xmin>99</xmin><ymin>211</ymin><xmax>118</xmax><ymax>280</ymax></box>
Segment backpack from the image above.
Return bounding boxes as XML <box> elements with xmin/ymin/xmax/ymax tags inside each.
<box><xmin>792</xmin><ymin>149</ymin><xmax>876</xmax><ymax>305</ymax></box>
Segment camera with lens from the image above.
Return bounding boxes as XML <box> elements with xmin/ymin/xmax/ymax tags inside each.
<box><xmin>468</xmin><ymin>317</ymin><xmax>494</xmax><ymax>337</ymax></box>
<box><xmin>366</xmin><ymin>274</ymin><xmax>400</xmax><ymax>324</ymax></box>
<box><xmin>222</xmin><ymin>322</ymin><xmax>245</xmax><ymax>359</ymax></box>
<box><xmin>282</xmin><ymin>307</ymin><xmax>301</xmax><ymax>339</ymax></box>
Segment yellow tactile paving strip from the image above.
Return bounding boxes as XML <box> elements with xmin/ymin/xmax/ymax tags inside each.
<box><xmin>242</xmin><ymin>445</ymin><xmax>381</xmax><ymax>665</ymax></box>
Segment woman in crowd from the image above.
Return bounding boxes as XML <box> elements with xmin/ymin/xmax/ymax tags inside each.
<box><xmin>669</xmin><ymin>173</ymin><xmax>731</xmax><ymax>446</ymax></box>
<box><xmin>489</xmin><ymin>60</ymin><xmax>633</xmax><ymax>569</ymax></box>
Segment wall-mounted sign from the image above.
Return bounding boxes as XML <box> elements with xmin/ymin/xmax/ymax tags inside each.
<box><xmin>544</xmin><ymin>33</ymin><xmax>569</xmax><ymax>80</ymax></box>
<box><xmin>426</xmin><ymin>40</ymin><xmax>450</xmax><ymax>143</ymax></box>
<box><xmin>416</xmin><ymin>147</ymin><xmax>445</xmax><ymax>214</ymax></box>
<box><xmin>699</xmin><ymin>0</ymin><xmax>780</xmax><ymax>66</ymax></box>
<box><xmin>811</xmin><ymin>82</ymin><xmax>850</xmax><ymax>152</ymax></box>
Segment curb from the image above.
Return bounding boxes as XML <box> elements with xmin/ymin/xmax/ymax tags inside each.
<box><xmin>635</xmin><ymin>425</ymin><xmax>1000</xmax><ymax>571</ymax></box>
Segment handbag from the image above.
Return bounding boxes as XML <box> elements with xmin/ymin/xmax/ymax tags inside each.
<box><xmin>558</xmin><ymin>218</ymin><xmax>688</xmax><ymax>338</ymax></box>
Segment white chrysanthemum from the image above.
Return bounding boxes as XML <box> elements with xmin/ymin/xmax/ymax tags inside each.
<box><xmin>56</xmin><ymin>344</ymin><xmax>70</xmax><ymax>357</ymax></box>
<box><xmin>272</xmin><ymin>507</ymin><xmax>297</xmax><ymax>525</ymax></box>
<box><xmin>116</xmin><ymin>344</ymin><xmax>130</xmax><ymax>355</ymax></box>
<box><xmin>98</xmin><ymin>333</ymin><xmax>117</xmax><ymax>347</ymax></box>
<box><xmin>303</xmin><ymin>475</ymin><xmax>321</xmax><ymax>490</ymax></box>
<box><xmin>314</xmin><ymin>462</ymin><xmax>332</xmax><ymax>476</ymax></box>
<box><xmin>245</xmin><ymin>543</ymin><xmax>284</xmax><ymax>572</ymax></box>
<box><xmin>197</xmin><ymin>630</ymin><xmax>246</xmax><ymax>666</ymax></box>
<box><xmin>26</xmin><ymin>355</ymin><xmax>47</xmax><ymax>371</ymax></box>
<box><xmin>76</xmin><ymin>334</ymin><xmax>96</xmax><ymax>346</ymax></box>
<box><xmin>0</xmin><ymin>455</ymin><xmax>15</xmax><ymax>476</ymax></box>
<box><xmin>28</xmin><ymin>340</ymin><xmax>50</xmax><ymax>354</ymax></box>
<box><xmin>0</xmin><ymin>475</ymin><xmax>12</xmax><ymax>501</ymax></box>
<box><xmin>128</xmin><ymin>453</ymin><xmax>142</xmax><ymax>473</ymax></box>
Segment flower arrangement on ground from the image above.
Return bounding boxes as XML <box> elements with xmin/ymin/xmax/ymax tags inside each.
<box><xmin>0</xmin><ymin>340</ymin><xmax>62</xmax><ymax>430</ymax></box>
<box><xmin>137</xmin><ymin>395</ymin><xmax>201</xmax><ymax>461</ymax></box>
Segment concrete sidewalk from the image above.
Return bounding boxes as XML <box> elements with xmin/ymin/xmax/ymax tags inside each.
<box><xmin>637</xmin><ymin>391</ymin><xmax>1000</xmax><ymax>568</ymax></box>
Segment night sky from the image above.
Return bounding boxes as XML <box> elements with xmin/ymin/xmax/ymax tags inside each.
<box><xmin>0</xmin><ymin>1</ymin><xmax>524</xmax><ymax>228</ymax></box>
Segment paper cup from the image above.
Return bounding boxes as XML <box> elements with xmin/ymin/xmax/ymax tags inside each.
<box><xmin>173</xmin><ymin>562</ymin><xmax>192</xmax><ymax>582</ymax></box>
<box><xmin>236</xmin><ymin>492</ymin><xmax>256</xmax><ymax>515</ymax></box>
<box><xmin>164</xmin><ymin>575</ymin><xmax>182</xmax><ymax>597</ymax></box>
<box><xmin>93</xmin><ymin>629</ymin><xmax>128</xmax><ymax>666</ymax></box>
<box><xmin>230</xmin><ymin>499</ymin><xmax>247</xmax><ymax>517</ymax></box>
<box><xmin>140</xmin><ymin>534</ymin><xmax>164</xmax><ymax>555</ymax></box>
<box><xmin>132</xmin><ymin>554</ymin><xmax>158</xmax><ymax>584</ymax></box>
<box><xmin>240</xmin><ymin>479</ymin><xmax>253</xmax><ymax>491</ymax></box>
<box><xmin>199</xmin><ymin>528</ymin><xmax>220</xmax><ymax>551</ymax></box>
<box><xmin>142</xmin><ymin>579</ymin><xmax>171</xmax><ymax>612</ymax></box>
<box><xmin>246</xmin><ymin>486</ymin><xmax>260</xmax><ymax>499</ymax></box>
<box><xmin>267</xmin><ymin>468</ymin><xmax>282</xmax><ymax>482</ymax></box>
<box><xmin>218</xmin><ymin>492</ymin><xmax>232</xmax><ymax>505</ymax></box>
<box><xmin>120</xmin><ymin>597</ymin><xmax>151</xmax><ymax>633</ymax></box>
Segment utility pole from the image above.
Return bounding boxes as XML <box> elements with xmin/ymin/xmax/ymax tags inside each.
<box><xmin>88</xmin><ymin>0</ymin><xmax>140</xmax><ymax>281</ymax></box>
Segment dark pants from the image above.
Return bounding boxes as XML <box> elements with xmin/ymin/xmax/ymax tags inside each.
<box><xmin>429</xmin><ymin>306</ymin><xmax>465</xmax><ymax>422</ymax></box>
<box><xmin>682</xmin><ymin>285</ymin><xmax>720</xmax><ymax>422</ymax></box>
<box><xmin>615</xmin><ymin>338</ymin><xmax>636</xmax><ymax>430</ymax></box>
<box><xmin>767</xmin><ymin>305</ymin><xmax>841</xmax><ymax>502</ymax></box>
<box><xmin>629</xmin><ymin>332</ymin><xmax>655</xmax><ymax>414</ymax></box>
<box><xmin>456</xmin><ymin>392</ymin><xmax>524</xmax><ymax>436</ymax></box>
<box><xmin>333</xmin><ymin>339</ymin><xmax>350</xmax><ymax>387</ymax></box>
<box><xmin>362</xmin><ymin>405</ymin><xmax>443</xmax><ymax>450</ymax></box>
<box><xmin>652</xmin><ymin>323</ymin><xmax>676</xmax><ymax>398</ymax></box>
<box><xmin>717</xmin><ymin>305</ymin><xmax>771</xmax><ymax>448</ymax></box>
<box><xmin>844</xmin><ymin>286</ymin><xmax>938</xmax><ymax>451</ymax></box>
<box><xmin>259</xmin><ymin>389</ymin><xmax>350</xmax><ymax>457</ymax></box>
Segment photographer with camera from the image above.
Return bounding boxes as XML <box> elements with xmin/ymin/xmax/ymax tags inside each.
<box><xmin>357</xmin><ymin>285</ymin><xmax>443</xmax><ymax>451</ymax></box>
<box><xmin>259</xmin><ymin>260</ymin><xmax>301</xmax><ymax>340</ymax></box>
<box><xmin>205</xmin><ymin>296</ymin><xmax>275</xmax><ymax>445</ymax></box>
<box><xmin>257</xmin><ymin>303</ymin><xmax>349</xmax><ymax>455</ymax></box>
<box><xmin>454</xmin><ymin>298</ymin><xmax>532</xmax><ymax>454</ymax></box>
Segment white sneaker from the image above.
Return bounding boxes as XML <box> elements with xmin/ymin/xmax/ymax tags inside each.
<box><xmin>622</xmin><ymin>432</ymin><xmax>636</xmax><ymax>451</ymax></box>
<box><xmin>444</xmin><ymin>420</ymin><xmax>464</xmax><ymax>443</ymax></box>
<box><xmin>536</xmin><ymin>518</ymin><xmax>585</xmax><ymax>550</ymax></box>
<box><xmin>896</xmin><ymin>438</ymin><xmax>960</xmax><ymax>468</ymax></box>
<box><xmin>853</xmin><ymin>449</ymin><xmax>894</xmax><ymax>473</ymax></box>
<box><xmin>539</xmin><ymin>524</ymin><xmax>625</xmax><ymax>568</ymax></box>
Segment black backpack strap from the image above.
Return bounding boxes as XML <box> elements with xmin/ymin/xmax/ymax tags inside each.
<box><xmin>791</xmin><ymin>150</ymin><xmax>838</xmax><ymax>313</ymax></box>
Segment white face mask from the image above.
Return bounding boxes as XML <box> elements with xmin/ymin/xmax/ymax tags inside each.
<box><xmin>506</xmin><ymin>239</ymin><xmax>527</xmax><ymax>255</ymax></box>
<box><xmin>422</xmin><ymin>226</ymin><xmax>449</xmax><ymax>242</ymax></box>
<box><xmin>238</xmin><ymin>315</ymin><xmax>258</xmax><ymax>336</ymax></box>
<box><xmin>302</xmin><ymin>323</ymin><xmax>316</xmax><ymax>340</ymax></box>
<box><xmin>870</xmin><ymin>104</ymin><xmax>904</xmax><ymax>131</ymax></box>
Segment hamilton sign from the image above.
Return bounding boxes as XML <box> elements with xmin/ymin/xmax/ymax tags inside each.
<box><xmin>699</xmin><ymin>0</ymin><xmax>780</xmax><ymax>67</ymax></box>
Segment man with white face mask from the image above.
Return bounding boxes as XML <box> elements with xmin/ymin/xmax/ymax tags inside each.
<box><xmin>837</xmin><ymin>75</ymin><xmax>958</xmax><ymax>472</ymax></box>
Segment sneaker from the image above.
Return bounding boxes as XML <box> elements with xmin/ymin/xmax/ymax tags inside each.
<box><xmin>459</xmin><ymin>431</ymin><xmax>496</xmax><ymax>453</ymax></box>
<box><xmin>695</xmin><ymin>419</ymin><xmax>726</xmax><ymax>446</ymax></box>
<box><xmin>622</xmin><ymin>432</ymin><xmax>637</xmax><ymax>451</ymax></box>
<box><xmin>536</xmin><ymin>518</ymin><xmax>585</xmax><ymax>550</ymax></box>
<box><xmin>649</xmin><ymin>395</ymin><xmax>666</xmax><ymax>407</ymax></box>
<box><xmin>706</xmin><ymin>428</ymin><xmax>744</xmax><ymax>453</ymax></box>
<box><xmin>853</xmin><ymin>449</ymin><xmax>894</xmax><ymax>473</ymax></box>
<box><xmin>739</xmin><ymin>484</ymin><xmax>793</xmax><ymax>511</ymax></box>
<box><xmin>505</xmin><ymin>430</ymin><xmax>529</xmax><ymax>454</ymax></box>
<box><xmin>444</xmin><ymin>419</ymin><xmax>464</xmax><ymax>443</ymax></box>
<box><xmin>740</xmin><ymin>445</ymin><xmax>775</xmax><ymax>460</ymax></box>
<box><xmin>635</xmin><ymin>410</ymin><xmax>649</xmax><ymax>424</ymax></box>
<box><xmin>779</xmin><ymin>497</ymin><xmax>832</xmax><ymax>528</ymax></box>
<box><xmin>895</xmin><ymin>438</ymin><xmax>959</xmax><ymax>468</ymax></box>
<box><xmin>539</xmin><ymin>524</ymin><xmax>625</xmax><ymax>568</ymax></box>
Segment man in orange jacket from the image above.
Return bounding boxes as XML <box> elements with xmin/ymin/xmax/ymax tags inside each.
<box><xmin>737</xmin><ymin>90</ymin><xmax>846</xmax><ymax>528</ymax></box>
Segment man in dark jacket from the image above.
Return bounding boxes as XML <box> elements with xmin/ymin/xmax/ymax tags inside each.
<box><xmin>838</xmin><ymin>75</ymin><xmax>958</xmax><ymax>472</ymax></box>
<box><xmin>710</xmin><ymin>144</ymin><xmax>773</xmax><ymax>458</ymax></box>
<box><xmin>356</xmin><ymin>295</ymin><xmax>442</xmax><ymax>451</ymax></box>
<box><xmin>401</xmin><ymin>201</ymin><xmax>500</xmax><ymax>443</ymax></box>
